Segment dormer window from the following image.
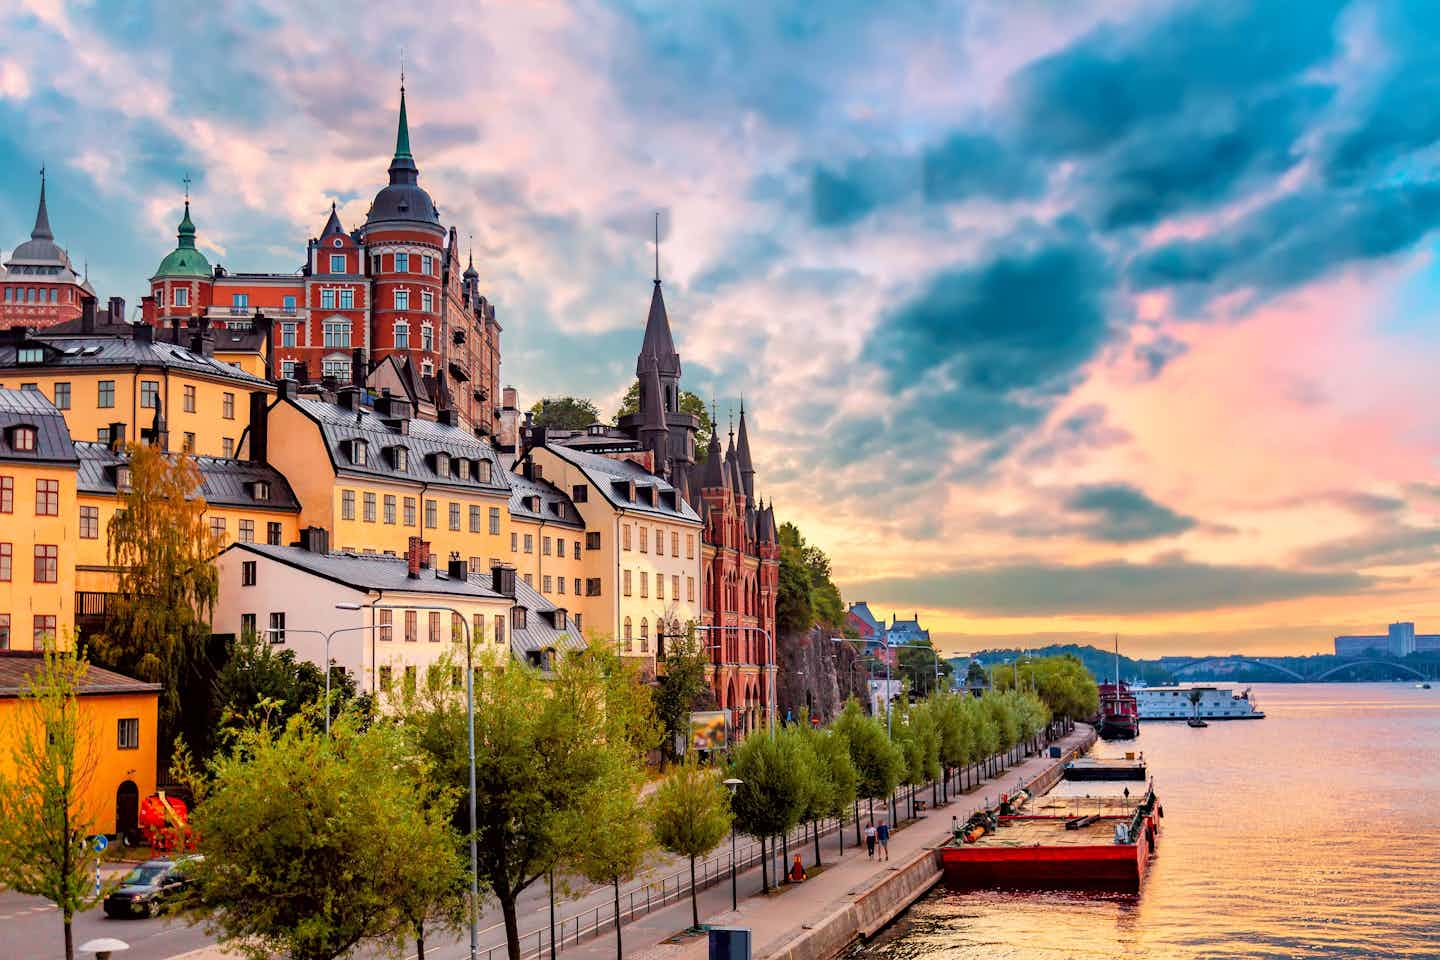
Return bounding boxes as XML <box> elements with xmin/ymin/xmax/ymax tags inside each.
<box><xmin>116</xmin><ymin>465</ymin><xmax>132</xmax><ymax>493</ymax></box>
<box><xmin>478</xmin><ymin>460</ymin><xmax>492</xmax><ymax>483</ymax></box>
<box><xmin>555</xmin><ymin>610</ymin><xmax>567</xmax><ymax>630</ymax></box>
<box><xmin>456</xmin><ymin>458</ymin><xmax>471</xmax><ymax>481</ymax></box>
<box><xmin>351</xmin><ymin>439</ymin><xmax>368</xmax><ymax>465</ymax></box>
<box><xmin>527</xmin><ymin>495</ymin><xmax>541</xmax><ymax>512</ymax></box>
<box><xmin>17</xmin><ymin>347</ymin><xmax>42</xmax><ymax>365</ymax></box>
<box><xmin>627</xmin><ymin>481</ymin><xmax>636</xmax><ymax>502</ymax></box>
<box><xmin>389</xmin><ymin>446</ymin><xmax>409</xmax><ymax>470</ymax></box>
<box><xmin>511</xmin><ymin>607</ymin><xmax>527</xmax><ymax>631</ymax></box>
<box><xmin>251</xmin><ymin>481</ymin><xmax>271</xmax><ymax>501</ymax></box>
<box><xmin>434</xmin><ymin>453</ymin><xmax>451</xmax><ymax>478</ymax></box>
<box><xmin>9</xmin><ymin>425</ymin><xmax>36</xmax><ymax>452</ymax></box>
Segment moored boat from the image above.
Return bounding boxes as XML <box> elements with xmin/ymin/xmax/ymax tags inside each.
<box><xmin>1098</xmin><ymin>682</ymin><xmax>1140</xmax><ymax>740</ymax></box>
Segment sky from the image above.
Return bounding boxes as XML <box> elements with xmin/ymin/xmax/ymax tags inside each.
<box><xmin>5</xmin><ymin>0</ymin><xmax>1440</xmax><ymax>658</ymax></box>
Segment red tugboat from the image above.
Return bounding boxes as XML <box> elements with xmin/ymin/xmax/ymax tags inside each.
<box><xmin>1097</xmin><ymin>635</ymin><xmax>1139</xmax><ymax>740</ymax></box>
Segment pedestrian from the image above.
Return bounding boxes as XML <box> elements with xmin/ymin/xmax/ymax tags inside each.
<box><xmin>876</xmin><ymin>819</ymin><xmax>890</xmax><ymax>861</ymax></box>
<box><xmin>865</xmin><ymin>821</ymin><xmax>877</xmax><ymax>859</ymax></box>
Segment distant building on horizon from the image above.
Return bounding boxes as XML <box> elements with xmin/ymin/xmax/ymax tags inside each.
<box><xmin>1334</xmin><ymin>622</ymin><xmax>1440</xmax><ymax>657</ymax></box>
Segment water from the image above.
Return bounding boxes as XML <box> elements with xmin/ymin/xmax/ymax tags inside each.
<box><xmin>848</xmin><ymin>684</ymin><xmax>1440</xmax><ymax>959</ymax></box>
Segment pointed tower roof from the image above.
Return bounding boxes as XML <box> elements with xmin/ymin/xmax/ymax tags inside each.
<box><xmin>366</xmin><ymin>82</ymin><xmax>440</xmax><ymax>228</ymax></box>
<box><xmin>31</xmin><ymin>170</ymin><xmax>53</xmax><ymax>241</ymax></box>
<box><xmin>153</xmin><ymin>200</ymin><xmax>212</xmax><ymax>279</ymax></box>
<box><xmin>641</xmin><ymin>358</ymin><xmax>668</xmax><ymax>433</ymax></box>
<box><xmin>321</xmin><ymin>202</ymin><xmax>345</xmax><ymax>239</ymax></box>
<box><xmin>463</xmin><ymin>250</ymin><xmax>479</xmax><ymax>281</ymax></box>
<box><xmin>636</xmin><ymin>280</ymin><xmax>682</xmax><ymax>378</ymax></box>
<box><xmin>701</xmin><ymin>429</ymin><xmax>727</xmax><ymax>490</ymax></box>
<box><xmin>8</xmin><ymin>169</ymin><xmax>69</xmax><ymax>266</ymax></box>
<box><xmin>725</xmin><ymin>430</ymin><xmax>743</xmax><ymax>496</ymax></box>
<box><xmin>736</xmin><ymin>401</ymin><xmax>755</xmax><ymax>499</ymax></box>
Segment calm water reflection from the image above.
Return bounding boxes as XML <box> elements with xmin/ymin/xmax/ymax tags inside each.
<box><xmin>848</xmin><ymin>684</ymin><xmax>1440</xmax><ymax>959</ymax></box>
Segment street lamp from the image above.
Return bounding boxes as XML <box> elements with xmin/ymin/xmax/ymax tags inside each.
<box><xmin>692</xmin><ymin>624</ymin><xmax>777</xmax><ymax>734</ymax></box>
<box><xmin>263</xmin><ymin>605</ymin><xmax>377</xmax><ymax>737</ymax></box>
<box><xmin>723</xmin><ymin>777</ymin><xmax>743</xmax><ymax>911</ymax></box>
<box><xmin>371</xmin><ymin>600</ymin><xmax>479</xmax><ymax>960</ymax></box>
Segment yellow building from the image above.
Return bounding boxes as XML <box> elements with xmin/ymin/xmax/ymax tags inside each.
<box><xmin>0</xmin><ymin>652</ymin><xmax>160</xmax><ymax>837</ymax></box>
<box><xmin>506</xmin><ymin>468</ymin><xmax>592</xmax><ymax>636</ymax></box>
<box><xmin>0</xmin><ymin>387</ymin><xmax>77</xmax><ymax>651</ymax></box>
<box><xmin>258</xmin><ymin>385</ymin><xmax>513</xmax><ymax>570</ymax></box>
<box><xmin>0</xmin><ymin>323</ymin><xmax>274</xmax><ymax>460</ymax></box>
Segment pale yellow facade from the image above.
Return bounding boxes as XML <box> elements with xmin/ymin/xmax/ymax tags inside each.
<box><xmin>0</xmin><ymin>461</ymin><xmax>77</xmax><ymax>651</ymax></box>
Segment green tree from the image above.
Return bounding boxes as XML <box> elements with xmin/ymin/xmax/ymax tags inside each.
<box><xmin>0</xmin><ymin>641</ymin><xmax>102</xmax><ymax>960</ymax></box>
<box><xmin>775</xmin><ymin>522</ymin><xmax>846</xmax><ymax>632</ymax></box>
<box><xmin>776</xmin><ymin>551</ymin><xmax>815</xmax><ymax>637</ymax></box>
<box><xmin>897</xmin><ymin>643</ymin><xmax>952</xmax><ymax>697</ymax></box>
<box><xmin>654</xmin><ymin>627</ymin><xmax>714</xmax><ymax>764</ymax></box>
<box><xmin>93</xmin><ymin>441</ymin><xmax>220</xmax><ymax>755</ymax></box>
<box><xmin>529</xmin><ymin>396</ymin><xmax>602</xmax><ymax>431</ymax></box>
<box><xmin>832</xmin><ymin>699</ymin><xmax>903</xmax><ymax>825</ymax></box>
<box><xmin>728</xmin><ymin>731</ymin><xmax>810</xmax><ymax>892</ymax></box>
<box><xmin>991</xmin><ymin>654</ymin><xmax>1097</xmax><ymax>722</ymax></box>
<box><xmin>213</xmin><ymin>629</ymin><xmax>371</xmax><ymax>736</ymax></box>
<box><xmin>811</xmin><ymin>729</ymin><xmax>858</xmax><ymax>856</ymax></box>
<box><xmin>650</xmin><ymin>758</ymin><xmax>734</xmax><ymax>929</ymax></box>
<box><xmin>570</xmin><ymin>764</ymin><xmax>653</xmax><ymax>960</ymax></box>
<box><xmin>183</xmin><ymin>710</ymin><xmax>462</xmax><ymax>960</ymax></box>
<box><xmin>614</xmin><ymin>381</ymin><xmax>715</xmax><ymax>456</ymax></box>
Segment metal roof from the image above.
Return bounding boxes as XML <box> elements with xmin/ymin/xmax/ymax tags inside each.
<box><xmin>507</xmin><ymin>470</ymin><xmax>584</xmax><ymax>528</ymax></box>
<box><xmin>224</xmin><ymin>542</ymin><xmax>510</xmax><ymax>598</ymax></box>
<box><xmin>0</xmin><ymin>387</ymin><xmax>78</xmax><ymax>464</ymax></box>
<box><xmin>0</xmin><ymin>653</ymin><xmax>161</xmax><ymax>698</ymax></box>
<box><xmin>543</xmin><ymin>443</ymin><xmax>700</xmax><ymax>523</ymax></box>
<box><xmin>503</xmin><ymin>577</ymin><xmax>586</xmax><ymax>654</ymax></box>
<box><xmin>0</xmin><ymin>333</ymin><xmax>269</xmax><ymax>387</ymax></box>
<box><xmin>74</xmin><ymin>442</ymin><xmax>299</xmax><ymax>511</ymax></box>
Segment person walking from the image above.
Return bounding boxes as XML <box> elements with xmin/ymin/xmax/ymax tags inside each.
<box><xmin>865</xmin><ymin>821</ymin><xmax>877</xmax><ymax>859</ymax></box>
<box><xmin>876</xmin><ymin>819</ymin><xmax>890</xmax><ymax>861</ymax></box>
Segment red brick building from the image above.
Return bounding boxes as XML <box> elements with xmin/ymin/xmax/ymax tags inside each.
<box><xmin>1</xmin><ymin>172</ymin><xmax>93</xmax><ymax>330</ymax></box>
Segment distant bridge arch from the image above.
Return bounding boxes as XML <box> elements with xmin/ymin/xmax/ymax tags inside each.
<box><xmin>1312</xmin><ymin>659</ymin><xmax>1427</xmax><ymax>681</ymax></box>
<box><xmin>1169</xmin><ymin>657</ymin><xmax>1306</xmax><ymax>681</ymax></box>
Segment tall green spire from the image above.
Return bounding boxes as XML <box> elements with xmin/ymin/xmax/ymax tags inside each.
<box><xmin>394</xmin><ymin>84</ymin><xmax>412</xmax><ymax>161</ymax></box>
<box><xmin>177</xmin><ymin>201</ymin><xmax>197</xmax><ymax>248</ymax></box>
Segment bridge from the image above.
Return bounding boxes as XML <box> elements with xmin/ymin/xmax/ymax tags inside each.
<box><xmin>1170</xmin><ymin>656</ymin><xmax>1430</xmax><ymax>682</ymax></box>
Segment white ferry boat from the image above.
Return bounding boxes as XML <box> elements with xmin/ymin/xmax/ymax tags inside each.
<box><xmin>1135</xmin><ymin>685</ymin><xmax>1265</xmax><ymax>721</ymax></box>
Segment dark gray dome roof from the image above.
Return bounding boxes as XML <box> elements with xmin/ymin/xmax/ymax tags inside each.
<box><xmin>364</xmin><ymin>86</ymin><xmax>441</xmax><ymax>229</ymax></box>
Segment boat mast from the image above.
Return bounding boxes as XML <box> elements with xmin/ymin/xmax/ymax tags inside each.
<box><xmin>1114</xmin><ymin>633</ymin><xmax>1120</xmax><ymax>687</ymax></box>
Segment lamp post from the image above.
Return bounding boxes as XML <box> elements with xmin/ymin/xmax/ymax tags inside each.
<box><xmin>723</xmin><ymin>777</ymin><xmax>743</xmax><ymax>910</ymax></box>
<box><xmin>263</xmin><ymin>608</ymin><xmax>378</xmax><ymax>737</ymax></box>
<box><xmin>371</xmin><ymin>600</ymin><xmax>479</xmax><ymax>960</ymax></box>
<box><xmin>692</xmin><ymin>624</ymin><xmax>776</xmax><ymax>734</ymax></box>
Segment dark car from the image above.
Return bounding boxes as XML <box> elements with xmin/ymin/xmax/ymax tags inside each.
<box><xmin>102</xmin><ymin>856</ymin><xmax>202</xmax><ymax>919</ymax></box>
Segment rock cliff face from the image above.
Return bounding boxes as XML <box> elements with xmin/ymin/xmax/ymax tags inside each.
<box><xmin>776</xmin><ymin>626</ymin><xmax>871</xmax><ymax>725</ymax></box>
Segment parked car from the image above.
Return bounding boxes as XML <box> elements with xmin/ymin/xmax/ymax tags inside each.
<box><xmin>102</xmin><ymin>856</ymin><xmax>202</xmax><ymax>919</ymax></box>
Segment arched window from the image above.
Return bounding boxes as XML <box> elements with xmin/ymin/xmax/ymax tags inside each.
<box><xmin>623</xmin><ymin>617</ymin><xmax>633</xmax><ymax>652</ymax></box>
<box><xmin>640</xmin><ymin>618</ymin><xmax>649</xmax><ymax>653</ymax></box>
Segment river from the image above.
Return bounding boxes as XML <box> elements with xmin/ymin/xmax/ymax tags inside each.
<box><xmin>847</xmin><ymin>683</ymin><xmax>1440</xmax><ymax>959</ymax></box>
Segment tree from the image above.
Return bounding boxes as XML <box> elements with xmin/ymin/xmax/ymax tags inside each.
<box><xmin>213</xmin><ymin>629</ymin><xmax>371</xmax><ymax>736</ymax></box>
<box><xmin>650</xmin><ymin>758</ymin><xmax>733</xmax><ymax>929</ymax></box>
<box><xmin>897</xmin><ymin>643</ymin><xmax>952</xmax><ymax>697</ymax></box>
<box><xmin>93</xmin><ymin>441</ymin><xmax>219</xmax><ymax>756</ymax></box>
<box><xmin>528</xmin><ymin>396</ymin><xmax>602</xmax><ymax>431</ymax></box>
<box><xmin>991</xmin><ymin>655</ymin><xmax>1097</xmax><ymax>723</ymax></box>
<box><xmin>614</xmin><ymin>381</ymin><xmax>715</xmax><ymax>456</ymax></box>
<box><xmin>654</xmin><ymin>627</ymin><xmax>714</xmax><ymax>764</ymax></box>
<box><xmin>728</xmin><ymin>731</ymin><xmax>811</xmax><ymax>892</ymax></box>
<box><xmin>775</xmin><ymin>522</ymin><xmax>846</xmax><ymax>633</ymax></box>
<box><xmin>776</xmin><ymin>552</ymin><xmax>815</xmax><ymax>637</ymax></box>
<box><xmin>183</xmin><ymin>709</ymin><xmax>462</xmax><ymax>960</ymax></box>
<box><xmin>832</xmin><ymin>699</ymin><xmax>903</xmax><ymax>826</ymax></box>
<box><xmin>570</xmin><ymin>763</ymin><xmax>653</xmax><ymax>960</ymax></box>
<box><xmin>0</xmin><ymin>642</ymin><xmax>102</xmax><ymax>960</ymax></box>
<box><xmin>811</xmin><ymin>729</ymin><xmax>858</xmax><ymax>856</ymax></box>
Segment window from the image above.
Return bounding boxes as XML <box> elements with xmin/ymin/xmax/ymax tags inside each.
<box><xmin>495</xmin><ymin>614</ymin><xmax>506</xmax><ymax>647</ymax></box>
<box><xmin>456</xmin><ymin>459</ymin><xmax>471</xmax><ymax>481</ymax></box>
<box><xmin>222</xmin><ymin>392</ymin><xmax>235</xmax><ymax>419</ymax></box>
<box><xmin>378</xmin><ymin>609</ymin><xmax>393</xmax><ymax>641</ymax></box>
<box><xmin>269</xmin><ymin>611</ymin><xmax>285</xmax><ymax>643</ymax></box>
<box><xmin>523</xmin><ymin>534</ymin><xmax>534</xmax><ymax>554</ymax></box>
<box><xmin>623</xmin><ymin>617</ymin><xmax>633</xmax><ymax>651</ymax></box>
<box><xmin>340</xmin><ymin>288</ymin><xmax>355</xmax><ymax>309</ymax></box>
<box><xmin>404</xmin><ymin>497</ymin><xmax>417</xmax><ymax>526</ymax></box>
<box><xmin>425</xmin><ymin>499</ymin><xmax>438</xmax><ymax>529</ymax></box>
<box><xmin>557</xmin><ymin>576</ymin><xmax>566</xmax><ymax>594</ymax></box>
<box><xmin>321</xmin><ymin>289</ymin><xmax>336</xmax><ymax>309</ymax></box>
<box><xmin>421</xmin><ymin>324</ymin><xmax>434</xmax><ymax>351</ymax></box>
<box><xmin>473</xmin><ymin>613</ymin><xmax>485</xmax><ymax>645</ymax></box>
<box><xmin>395</xmin><ymin>253</ymin><xmax>409</xmax><ymax>273</ymax></box>
<box><xmin>587</xmin><ymin>577</ymin><xmax>601</xmax><ymax>597</ymax></box>
<box><xmin>672</xmin><ymin>574</ymin><xmax>680</xmax><ymax>600</ymax></box>
<box><xmin>53</xmin><ymin>382</ymin><xmax>70</xmax><ymax>410</ymax></box>
<box><xmin>183</xmin><ymin>431</ymin><xmax>196</xmax><ymax>452</ymax></box>
<box><xmin>392</xmin><ymin>447</ymin><xmax>409</xmax><ymax>471</ymax></box>
<box><xmin>687</xmin><ymin>576</ymin><xmax>695</xmax><ymax>602</ymax></box>
<box><xmin>324</xmin><ymin>320</ymin><xmax>349</xmax><ymax>348</ymax></box>
<box><xmin>640</xmin><ymin>571</ymin><xmax>648</xmax><ymax>598</ymax></box>
<box><xmin>31</xmin><ymin>478</ymin><xmax>58</xmax><ymax>516</ymax></box>
<box><xmin>98</xmin><ymin>380</ymin><xmax>115</xmax><ymax>408</ymax></box>
<box><xmin>140</xmin><ymin>380</ymin><xmax>159</xmax><ymax>409</ymax></box>
<box><xmin>686</xmin><ymin>535</ymin><xmax>695</xmax><ymax>559</ymax></box>
<box><xmin>0</xmin><ymin>542</ymin><xmax>11</xmax><ymax>580</ymax></box>
<box><xmin>363</xmin><ymin>492</ymin><xmax>376</xmax><ymax>523</ymax></box>
<box><xmin>429</xmin><ymin>611</ymin><xmax>442</xmax><ymax>643</ymax></box>
<box><xmin>572</xmin><ymin>485</ymin><xmax>587</xmax><ymax>503</ymax></box>
<box><xmin>421</xmin><ymin>290</ymin><xmax>434</xmax><ymax>313</ymax></box>
<box><xmin>449</xmin><ymin>502</ymin><xmax>460</xmax><ymax>531</ymax></box>
<box><xmin>114</xmin><ymin>717</ymin><xmax>140</xmax><ymax>750</ymax></box>
<box><xmin>1</xmin><ymin>476</ymin><xmax>12</xmax><ymax>515</ymax></box>
<box><xmin>434</xmin><ymin>454</ymin><xmax>450</xmax><ymax>479</ymax></box>
<box><xmin>33</xmin><ymin>615</ymin><xmax>56</xmax><ymax>647</ymax></box>
<box><xmin>573</xmin><ymin>613</ymin><xmax>582</xmax><ymax>635</ymax></box>
<box><xmin>511</xmin><ymin>607</ymin><xmax>527</xmax><ymax>631</ymax></box>
<box><xmin>281</xmin><ymin>322</ymin><xmax>297</xmax><ymax>347</ymax></box>
<box><xmin>405</xmin><ymin>609</ymin><xmax>418</xmax><ymax>642</ymax></box>
<box><xmin>623</xmin><ymin>569</ymin><xmax>632</xmax><ymax>596</ymax></box>
<box><xmin>623</xmin><ymin>525</ymin><xmax>632</xmax><ymax>551</ymax></box>
<box><xmin>394</xmin><ymin>321</ymin><xmax>409</xmax><ymax>349</ymax></box>
<box><xmin>640</xmin><ymin>528</ymin><xmax>648</xmax><ymax>553</ymax></box>
<box><xmin>242</xmin><ymin>560</ymin><xmax>257</xmax><ymax>585</ymax></box>
<box><xmin>543</xmin><ymin>575</ymin><xmax>552</xmax><ymax>593</ymax></box>
<box><xmin>209</xmin><ymin>516</ymin><xmax>227</xmax><ymax>540</ymax></box>
<box><xmin>384</xmin><ymin>494</ymin><xmax>397</xmax><ymax>524</ymax></box>
<box><xmin>655</xmin><ymin>529</ymin><xmax>664</xmax><ymax>556</ymax></box>
<box><xmin>543</xmin><ymin>536</ymin><xmax>552</xmax><ymax>556</ymax></box>
<box><xmin>183</xmin><ymin>384</ymin><xmax>196</xmax><ymax>412</ymax></box>
<box><xmin>330</xmin><ymin>254</ymin><xmax>345</xmax><ymax>273</ymax></box>
<box><xmin>640</xmin><ymin>618</ymin><xmax>649</xmax><ymax>653</ymax></box>
<box><xmin>267</xmin><ymin>522</ymin><xmax>282</xmax><ymax>545</ymax></box>
<box><xmin>575</xmin><ymin>540</ymin><xmax>581</xmax><ymax>558</ymax></box>
<box><xmin>422</xmin><ymin>360</ymin><xmax>433</xmax><ymax>377</ymax></box>
<box><xmin>379</xmin><ymin>666</ymin><xmax>393</xmax><ymax>690</ymax></box>
<box><xmin>469</xmin><ymin>505</ymin><xmax>481</xmax><ymax>533</ymax></box>
<box><xmin>341</xmin><ymin>489</ymin><xmax>355</xmax><ymax>520</ymax></box>
<box><xmin>510</xmin><ymin>532</ymin><xmax>518</xmax><ymax>552</ymax></box>
<box><xmin>557</xmin><ymin>539</ymin><xmax>566</xmax><ymax>559</ymax></box>
<box><xmin>174</xmin><ymin>287</ymin><xmax>190</xmax><ymax>307</ymax></box>
<box><xmin>232</xmin><ymin>293</ymin><xmax>249</xmax><ymax>310</ymax></box>
<box><xmin>489</xmin><ymin>506</ymin><xmax>501</xmax><ymax>535</ymax></box>
<box><xmin>672</xmin><ymin>532</ymin><xmax>679</xmax><ymax>556</ymax></box>
<box><xmin>657</xmin><ymin>575</ymin><xmax>664</xmax><ymax>600</ymax></box>
<box><xmin>586</xmin><ymin>531</ymin><xmax>600</xmax><ymax>551</ymax></box>
<box><xmin>395</xmin><ymin>290</ymin><xmax>410</xmax><ymax>310</ymax></box>
<box><xmin>79</xmin><ymin>505</ymin><xmax>99</xmax><ymax>539</ymax></box>
<box><xmin>223</xmin><ymin>437</ymin><xmax>234</xmax><ymax>457</ymax></box>
<box><xmin>574</xmin><ymin>578</ymin><xmax>582</xmax><ymax>596</ymax></box>
<box><xmin>240</xmin><ymin>613</ymin><xmax>256</xmax><ymax>638</ymax></box>
<box><xmin>421</xmin><ymin>254</ymin><xmax>433</xmax><ymax>275</ymax></box>
<box><xmin>235</xmin><ymin>519</ymin><xmax>254</xmax><ymax>543</ymax></box>
<box><xmin>523</xmin><ymin>573</ymin><xmax>533</xmax><ymax>586</ymax></box>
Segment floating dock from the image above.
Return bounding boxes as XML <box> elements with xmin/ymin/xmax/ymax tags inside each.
<box><xmin>1063</xmin><ymin>756</ymin><xmax>1147</xmax><ymax>781</ymax></box>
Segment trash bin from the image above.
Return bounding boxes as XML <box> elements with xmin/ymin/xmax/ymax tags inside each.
<box><xmin>1049</xmin><ymin>746</ymin><xmax>1062</xmax><ymax>758</ymax></box>
<box><xmin>709</xmin><ymin>926</ymin><xmax>752</xmax><ymax>960</ymax></box>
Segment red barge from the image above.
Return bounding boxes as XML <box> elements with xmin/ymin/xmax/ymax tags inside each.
<box><xmin>940</xmin><ymin>773</ymin><xmax>1161</xmax><ymax>891</ymax></box>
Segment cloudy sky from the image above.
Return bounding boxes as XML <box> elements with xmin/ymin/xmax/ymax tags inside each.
<box><xmin>6</xmin><ymin>0</ymin><xmax>1440</xmax><ymax>657</ymax></box>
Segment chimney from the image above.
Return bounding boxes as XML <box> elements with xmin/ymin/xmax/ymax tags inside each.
<box><xmin>437</xmin><ymin>408</ymin><xmax>458</xmax><ymax>427</ymax></box>
<box><xmin>248</xmin><ymin>392</ymin><xmax>268</xmax><ymax>463</ymax></box>
<box><xmin>447</xmin><ymin>557</ymin><xmax>468</xmax><ymax>581</ymax></box>
<box><xmin>107</xmin><ymin>422</ymin><xmax>126</xmax><ymax>452</ymax></box>
<box><xmin>406</xmin><ymin>536</ymin><xmax>429</xmax><ymax>579</ymax></box>
<box><xmin>351</xmin><ymin>347</ymin><xmax>366</xmax><ymax>388</ymax></box>
<box><xmin>491</xmin><ymin>563</ymin><xmax>516</xmax><ymax>598</ymax></box>
<box><xmin>294</xmin><ymin>361</ymin><xmax>309</xmax><ymax>384</ymax></box>
<box><xmin>337</xmin><ymin>386</ymin><xmax>360</xmax><ymax>411</ymax></box>
<box><xmin>299</xmin><ymin>526</ymin><xmax>329</xmax><ymax>554</ymax></box>
<box><xmin>502</xmin><ymin>386</ymin><xmax>517</xmax><ymax>410</ymax></box>
<box><xmin>171</xmin><ymin>316</ymin><xmax>183</xmax><ymax>344</ymax></box>
<box><xmin>80</xmin><ymin>296</ymin><xmax>96</xmax><ymax>334</ymax></box>
<box><xmin>133</xmin><ymin>323</ymin><xmax>154</xmax><ymax>344</ymax></box>
<box><xmin>108</xmin><ymin>297</ymin><xmax>125</xmax><ymax>326</ymax></box>
<box><xmin>254</xmin><ymin>310</ymin><xmax>273</xmax><ymax>382</ymax></box>
<box><xmin>190</xmin><ymin>331</ymin><xmax>205</xmax><ymax>354</ymax></box>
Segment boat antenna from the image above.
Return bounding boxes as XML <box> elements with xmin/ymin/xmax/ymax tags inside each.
<box><xmin>1114</xmin><ymin>633</ymin><xmax>1120</xmax><ymax>687</ymax></box>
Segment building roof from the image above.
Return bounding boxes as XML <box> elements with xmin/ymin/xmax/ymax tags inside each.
<box><xmin>290</xmin><ymin>394</ymin><xmax>511</xmax><ymax>495</ymax></box>
<box><xmin>0</xmin><ymin>387</ymin><xmax>78</xmax><ymax>464</ymax></box>
<box><xmin>320</xmin><ymin>202</ymin><xmax>346</xmax><ymax>240</ymax></box>
<box><xmin>507</xmin><ymin>470</ymin><xmax>585</xmax><ymax>528</ymax></box>
<box><xmin>542</xmin><ymin>443</ymin><xmax>700</xmax><ymax>523</ymax></box>
<box><xmin>699</xmin><ymin>429</ymin><xmax>726</xmax><ymax>490</ymax></box>
<box><xmin>847</xmin><ymin>602</ymin><xmax>883</xmax><ymax>638</ymax></box>
<box><xmin>75</xmin><ymin>441</ymin><xmax>300</xmax><ymax>511</ymax></box>
<box><xmin>0</xmin><ymin>653</ymin><xmax>162</xmax><ymax>698</ymax></box>
<box><xmin>0</xmin><ymin>331</ymin><xmax>269</xmax><ymax>387</ymax></box>
<box><xmin>365</xmin><ymin>85</ymin><xmax>440</xmax><ymax>230</ymax></box>
<box><xmin>637</xmin><ymin>280</ymin><xmax>680</xmax><ymax>378</ymax></box>
<box><xmin>153</xmin><ymin>201</ymin><xmax>212</xmax><ymax>279</ymax></box>
<box><xmin>223</xmin><ymin>542</ymin><xmax>511</xmax><ymax>598</ymax></box>
<box><xmin>736</xmin><ymin>405</ymin><xmax>755</xmax><ymax>498</ymax></box>
<box><xmin>2</xmin><ymin>174</ymin><xmax>91</xmax><ymax>293</ymax></box>
<box><xmin>503</xmin><ymin>577</ymin><xmax>586</xmax><ymax>654</ymax></box>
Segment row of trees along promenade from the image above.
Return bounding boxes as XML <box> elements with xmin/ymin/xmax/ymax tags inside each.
<box><xmin>0</xmin><ymin>621</ymin><xmax>1097</xmax><ymax>960</ymax></box>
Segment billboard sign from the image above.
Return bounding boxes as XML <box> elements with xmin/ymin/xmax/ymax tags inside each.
<box><xmin>689</xmin><ymin>710</ymin><xmax>729</xmax><ymax>753</ymax></box>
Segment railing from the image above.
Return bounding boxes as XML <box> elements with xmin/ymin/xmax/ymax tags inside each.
<box><xmin>75</xmin><ymin>591</ymin><xmax>114</xmax><ymax>618</ymax></box>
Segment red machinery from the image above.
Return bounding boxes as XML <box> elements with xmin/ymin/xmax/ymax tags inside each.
<box><xmin>138</xmin><ymin>793</ymin><xmax>196</xmax><ymax>852</ymax></box>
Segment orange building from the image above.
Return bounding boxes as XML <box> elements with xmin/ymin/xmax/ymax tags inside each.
<box><xmin>0</xmin><ymin>652</ymin><xmax>160</xmax><ymax>837</ymax></box>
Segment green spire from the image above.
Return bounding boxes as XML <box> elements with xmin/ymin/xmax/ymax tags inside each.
<box><xmin>177</xmin><ymin>201</ymin><xmax>197</xmax><ymax>248</ymax></box>
<box><xmin>394</xmin><ymin>84</ymin><xmax>412</xmax><ymax>160</ymax></box>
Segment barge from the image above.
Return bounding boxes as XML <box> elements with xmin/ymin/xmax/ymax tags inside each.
<box><xmin>1063</xmin><ymin>756</ymin><xmax>1147</xmax><ymax>781</ymax></box>
<box><xmin>940</xmin><ymin>779</ymin><xmax>1161</xmax><ymax>891</ymax></box>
